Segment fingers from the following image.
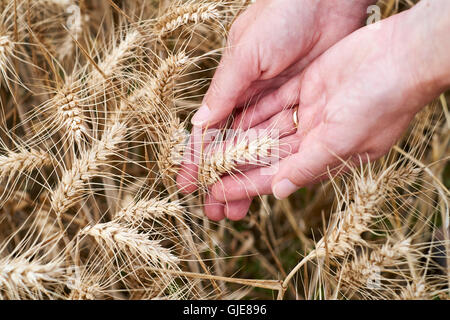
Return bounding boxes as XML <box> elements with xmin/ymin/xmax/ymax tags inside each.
<box><xmin>232</xmin><ymin>75</ymin><xmax>302</xmax><ymax>130</ymax></box>
<box><xmin>272</xmin><ymin>128</ymin><xmax>338</xmax><ymax>199</ymax></box>
<box><xmin>251</xmin><ymin>108</ymin><xmax>299</xmax><ymax>138</ymax></box>
<box><xmin>224</xmin><ymin>198</ymin><xmax>252</xmax><ymax>221</ymax></box>
<box><xmin>211</xmin><ymin>166</ymin><xmax>273</xmax><ymax>202</ymax></box>
<box><xmin>177</xmin><ymin>121</ymin><xmax>229</xmax><ymax>194</ymax></box>
<box><xmin>204</xmin><ymin>193</ymin><xmax>252</xmax><ymax>221</ymax></box>
<box><xmin>177</xmin><ymin>126</ymin><xmax>203</xmax><ymax>194</ymax></box>
<box><xmin>204</xmin><ymin>193</ymin><xmax>225</xmax><ymax>221</ymax></box>
<box><xmin>191</xmin><ymin>39</ymin><xmax>260</xmax><ymax>127</ymax></box>
<box><xmin>234</xmin><ymin>58</ymin><xmax>308</xmax><ymax>108</ymax></box>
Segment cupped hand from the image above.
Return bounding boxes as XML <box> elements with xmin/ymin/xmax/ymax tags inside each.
<box><xmin>204</xmin><ymin>0</ymin><xmax>450</xmax><ymax>220</ymax></box>
<box><xmin>177</xmin><ymin>0</ymin><xmax>376</xmax><ymax>220</ymax></box>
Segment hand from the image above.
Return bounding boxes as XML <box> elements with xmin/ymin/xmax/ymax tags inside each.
<box><xmin>177</xmin><ymin>0</ymin><xmax>376</xmax><ymax>220</ymax></box>
<box><xmin>204</xmin><ymin>0</ymin><xmax>450</xmax><ymax>220</ymax></box>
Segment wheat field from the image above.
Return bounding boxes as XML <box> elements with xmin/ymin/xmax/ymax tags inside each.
<box><xmin>0</xmin><ymin>0</ymin><xmax>448</xmax><ymax>300</ymax></box>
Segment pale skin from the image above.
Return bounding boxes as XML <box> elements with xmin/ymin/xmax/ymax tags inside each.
<box><xmin>177</xmin><ymin>0</ymin><xmax>450</xmax><ymax>221</ymax></box>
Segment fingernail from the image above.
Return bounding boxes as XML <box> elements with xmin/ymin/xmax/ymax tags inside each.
<box><xmin>273</xmin><ymin>179</ymin><xmax>298</xmax><ymax>200</ymax></box>
<box><xmin>191</xmin><ymin>104</ymin><xmax>211</xmax><ymax>126</ymax></box>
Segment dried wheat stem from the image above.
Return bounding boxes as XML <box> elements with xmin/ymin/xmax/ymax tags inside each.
<box><xmin>0</xmin><ymin>148</ymin><xmax>51</xmax><ymax>179</ymax></box>
<box><xmin>81</xmin><ymin>221</ymin><xmax>179</xmax><ymax>267</ymax></box>
<box><xmin>154</xmin><ymin>2</ymin><xmax>221</xmax><ymax>36</ymax></box>
<box><xmin>50</xmin><ymin>122</ymin><xmax>126</xmax><ymax>215</ymax></box>
<box><xmin>199</xmin><ymin>135</ymin><xmax>278</xmax><ymax>186</ymax></box>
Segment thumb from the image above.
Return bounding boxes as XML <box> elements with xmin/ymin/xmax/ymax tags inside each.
<box><xmin>191</xmin><ymin>42</ymin><xmax>259</xmax><ymax>127</ymax></box>
<box><xmin>272</xmin><ymin>134</ymin><xmax>338</xmax><ymax>199</ymax></box>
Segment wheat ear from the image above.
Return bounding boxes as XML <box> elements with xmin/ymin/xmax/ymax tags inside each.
<box><xmin>68</xmin><ymin>281</ymin><xmax>102</xmax><ymax>300</ymax></box>
<box><xmin>150</xmin><ymin>52</ymin><xmax>189</xmax><ymax>107</ymax></box>
<box><xmin>50</xmin><ymin>122</ymin><xmax>126</xmax><ymax>215</ymax></box>
<box><xmin>54</xmin><ymin>88</ymin><xmax>89</xmax><ymax>143</ymax></box>
<box><xmin>116</xmin><ymin>197</ymin><xmax>184</xmax><ymax>226</ymax></box>
<box><xmin>279</xmin><ymin>165</ymin><xmax>420</xmax><ymax>299</ymax></box>
<box><xmin>199</xmin><ymin>135</ymin><xmax>278</xmax><ymax>186</ymax></box>
<box><xmin>57</xmin><ymin>3</ymin><xmax>87</xmax><ymax>61</ymax></box>
<box><xmin>81</xmin><ymin>221</ymin><xmax>179</xmax><ymax>267</ymax></box>
<box><xmin>0</xmin><ymin>148</ymin><xmax>51</xmax><ymax>179</ymax></box>
<box><xmin>154</xmin><ymin>2</ymin><xmax>221</xmax><ymax>36</ymax></box>
<box><xmin>0</xmin><ymin>258</ymin><xmax>67</xmax><ymax>299</ymax></box>
<box><xmin>157</xmin><ymin>117</ymin><xmax>188</xmax><ymax>178</ymax></box>
<box><xmin>340</xmin><ymin>239</ymin><xmax>412</xmax><ymax>290</ymax></box>
<box><xmin>0</xmin><ymin>34</ymin><xmax>13</xmax><ymax>75</ymax></box>
<box><xmin>89</xmin><ymin>28</ymin><xmax>146</xmax><ymax>89</ymax></box>
<box><xmin>399</xmin><ymin>280</ymin><xmax>428</xmax><ymax>300</ymax></box>
<box><xmin>315</xmin><ymin>165</ymin><xmax>420</xmax><ymax>258</ymax></box>
<box><xmin>125</xmin><ymin>52</ymin><xmax>189</xmax><ymax>115</ymax></box>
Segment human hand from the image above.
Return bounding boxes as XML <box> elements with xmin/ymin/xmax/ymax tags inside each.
<box><xmin>177</xmin><ymin>0</ymin><xmax>376</xmax><ymax>220</ymax></box>
<box><xmin>203</xmin><ymin>0</ymin><xmax>450</xmax><ymax>221</ymax></box>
